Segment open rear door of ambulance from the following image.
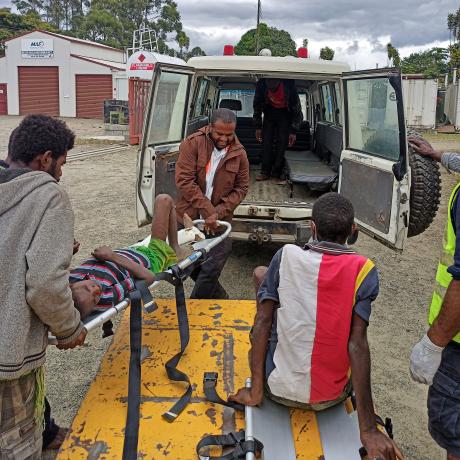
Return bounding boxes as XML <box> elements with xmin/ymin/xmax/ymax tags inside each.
<box><xmin>136</xmin><ymin>63</ymin><xmax>195</xmax><ymax>226</ymax></box>
<box><xmin>339</xmin><ymin>69</ymin><xmax>409</xmax><ymax>250</ymax></box>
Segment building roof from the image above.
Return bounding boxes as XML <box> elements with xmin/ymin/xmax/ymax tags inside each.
<box><xmin>71</xmin><ymin>54</ymin><xmax>125</xmax><ymax>70</ymax></box>
<box><xmin>4</xmin><ymin>29</ymin><xmax>123</xmax><ymax>53</ymax></box>
<box><xmin>188</xmin><ymin>55</ymin><xmax>350</xmax><ymax>77</ymax></box>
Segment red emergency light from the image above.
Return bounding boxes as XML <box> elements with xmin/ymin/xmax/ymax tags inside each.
<box><xmin>223</xmin><ymin>45</ymin><xmax>234</xmax><ymax>56</ymax></box>
<box><xmin>297</xmin><ymin>47</ymin><xmax>308</xmax><ymax>58</ymax></box>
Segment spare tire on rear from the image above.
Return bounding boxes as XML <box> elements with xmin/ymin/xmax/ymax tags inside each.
<box><xmin>407</xmin><ymin>131</ymin><xmax>441</xmax><ymax>237</ymax></box>
<box><xmin>364</xmin><ymin>129</ymin><xmax>441</xmax><ymax>237</ymax></box>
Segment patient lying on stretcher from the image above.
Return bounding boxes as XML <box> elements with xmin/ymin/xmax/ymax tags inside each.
<box><xmin>70</xmin><ymin>194</ymin><xmax>199</xmax><ymax>319</ymax></box>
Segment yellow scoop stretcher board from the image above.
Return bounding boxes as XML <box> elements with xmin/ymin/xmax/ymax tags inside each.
<box><xmin>53</xmin><ymin>220</ymin><xmax>383</xmax><ymax>459</ymax></box>
<box><xmin>56</xmin><ymin>295</ymin><xmax>372</xmax><ymax>459</ymax></box>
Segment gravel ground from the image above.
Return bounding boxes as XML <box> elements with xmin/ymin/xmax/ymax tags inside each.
<box><xmin>0</xmin><ymin>116</ymin><xmax>456</xmax><ymax>459</ymax></box>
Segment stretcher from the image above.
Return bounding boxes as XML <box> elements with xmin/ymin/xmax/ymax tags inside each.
<box><xmin>54</xmin><ymin>222</ymin><xmax>394</xmax><ymax>459</ymax></box>
<box><xmin>49</xmin><ymin>220</ymin><xmax>231</xmax><ymax>345</ymax></box>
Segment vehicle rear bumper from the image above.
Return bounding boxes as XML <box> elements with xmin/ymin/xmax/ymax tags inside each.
<box><xmin>231</xmin><ymin>218</ymin><xmax>311</xmax><ymax>245</ymax></box>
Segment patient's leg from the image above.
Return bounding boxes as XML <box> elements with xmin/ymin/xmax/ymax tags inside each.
<box><xmin>150</xmin><ymin>194</ymin><xmax>179</xmax><ymax>249</ymax></box>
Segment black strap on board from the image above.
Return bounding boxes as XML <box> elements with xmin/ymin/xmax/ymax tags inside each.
<box><xmin>196</xmin><ymin>430</ymin><xmax>264</xmax><ymax>460</ymax></box>
<box><xmin>155</xmin><ymin>264</ymin><xmax>197</xmax><ymax>422</ymax></box>
<box><xmin>122</xmin><ymin>287</ymin><xmax>143</xmax><ymax>460</ymax></box>
<box><xmin>203</xmin><ymin>372</ymin><xmax>244</xmax><ymax>412</ymax></box>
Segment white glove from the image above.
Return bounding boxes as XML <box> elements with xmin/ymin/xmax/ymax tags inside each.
<box><xmin>409</xmin><ymin>334</ymin><xmax>444</xmax><ymax>385</ymax></box>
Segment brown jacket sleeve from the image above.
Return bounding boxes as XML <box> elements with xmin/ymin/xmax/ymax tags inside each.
<box><xmin>176</xmin><ymin>137</ymin><xmax>216</xmax><ymax>218</ymax></box>
<box><xmin>215</xmin><ymin>153</ymin><xmax>250</xmax><ymax>220</ymax></box>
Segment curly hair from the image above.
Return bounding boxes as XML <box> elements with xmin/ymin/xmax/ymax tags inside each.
<box><xmin>9</xmin><ymin>115</ymin><xmax>75</xmax><ymax>164</ymax></box>
<box><xmin>312</xmin><ymin>192</ymin><xmax>354</xmax><ymax>243</ymax></box>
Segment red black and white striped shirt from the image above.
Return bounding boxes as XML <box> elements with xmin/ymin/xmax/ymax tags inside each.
<box><xmin>69</xmin><ymin>249</ymin><xmax>150</xmax><ymax>308</ymax></box>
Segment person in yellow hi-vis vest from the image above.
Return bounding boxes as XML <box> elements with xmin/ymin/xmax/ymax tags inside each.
<box><xmin>408</xmin><ymin>136</ymin><xmax>460</xmax><ymax>460</ymax></box>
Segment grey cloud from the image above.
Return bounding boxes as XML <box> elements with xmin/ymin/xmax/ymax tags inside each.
<box><xmin>370</xmin><ymin>39</ymin><xmax>387</xmax><ymax>53</ymax></box>
<box><xmin>177</xmin><ymin>0</ymin><xmax>456</xmax><ymax>54</ymax></box>
<box><xmin>346</xmin><ymin>40</ymin><xmax>359</xmax><ymax>54</ymax></box>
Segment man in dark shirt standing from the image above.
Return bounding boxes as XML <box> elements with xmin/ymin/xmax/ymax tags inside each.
<box><xmin>409</xmin><ymin>137</ymin><xmax>460</xmax><ymax>460</ymax></box>
<box><xmin>253</xmin><ymin>79</ymin><xmax>303</xmax><ymax>184</ymax></box>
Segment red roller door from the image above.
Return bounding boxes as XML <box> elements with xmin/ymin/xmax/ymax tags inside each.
<box><xmin>18</xmin><ymin>67</ymin><xmax>59</xmax><ymax>116</ymax></box>
<box><xmin>76</xmin><ymin>74</ymin><xmax>112</xmax><ymax>119</ymax></box>
<box><xmin>0</xmin><ymin>84</ymin><xmax>7</xmax><ymax>115</ymax></box>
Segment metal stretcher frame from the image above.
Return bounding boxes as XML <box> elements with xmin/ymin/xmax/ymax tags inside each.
<box><xmin>48</xmin><ymin>220</ymin><xmax>232</xmax><ymax>345</ymax></box>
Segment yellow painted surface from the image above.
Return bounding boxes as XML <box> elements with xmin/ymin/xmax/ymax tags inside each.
<box><xmin>291</xmin><ymin>409</ymin><xmax>324</xmax><ymax>460</ymax></box>
<box><xmin>57</xmin><ymin>299</ymin><xmax>324</xmax><ymax>459</ymax></box>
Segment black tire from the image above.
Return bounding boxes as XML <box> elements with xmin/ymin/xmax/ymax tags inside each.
<box><xmin>364</xmin><ymin>130</ymin><xmax>441</xmax><ymax>237</ymax></box>
<box><xmin>407</xmin><ymin>131</ymin><xmax>441</xmax><ymax>237</ymax></box>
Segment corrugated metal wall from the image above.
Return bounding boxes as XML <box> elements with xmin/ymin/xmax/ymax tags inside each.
<box><xmin>402</xmin><ymin>78</ymin><xmax>437</xmax><ymax>130</ymax></box>
<box><xmin>445</xmin><ymin>83</ymin><xmax>460</xmax><ymax>129</ymax></box>
<box><xmin>76</xmin><ymin>74</ymin><xmax>113</xmax><ymax>119</ymax></box>
<box><xmin>18</xmin><ymin>66</ymin><xmax>59</xmax><ymax>116</ymax></box>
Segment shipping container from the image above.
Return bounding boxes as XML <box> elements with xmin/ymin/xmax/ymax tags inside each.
<box><xmin>402</xmin><ymin>75</ymin><xmax>437</xmax><ymax>130</ymax></box>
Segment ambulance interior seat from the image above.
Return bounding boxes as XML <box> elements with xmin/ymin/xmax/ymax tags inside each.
<box><xmin>218</xmin><ymin>99</ymin><xmax>242</xmax><ymax>112</ymax></box>
<box><xmin>314</xmin><ymin>122</ymin><xmax>343</xmax><ymax>172</ymax></box>
<box><xmin>284</xmin><ymin>122</ymin><xmax>338</xmax><ymax>195</ymax></box>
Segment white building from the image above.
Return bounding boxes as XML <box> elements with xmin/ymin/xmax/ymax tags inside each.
<box><xmin>0</xmin><ymin>29</ymin><xmax>128</xmax><ymax>118</ymax></box>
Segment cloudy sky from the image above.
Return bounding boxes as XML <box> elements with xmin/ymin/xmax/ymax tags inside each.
<box><xmin>1</xmin><ymin>0</ymin><xmax>457</xmax><ymax>69</ymax></box>
<box><xmin>176</xmin><ymin>0</ymin><xmax>457</xmax><ymax>69</ymax></box>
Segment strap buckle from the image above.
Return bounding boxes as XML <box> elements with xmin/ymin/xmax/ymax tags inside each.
<box><xmin>229</xmin><ymin>431</ymin><xmax>250</xmax><ymax>459</ymax></box>
<box><xmin>203</xmin><ymin>372</ymin><xmax>218</xmax><ymax>384</ymax></box>
<box><xmin>230</xmin><ymin>432</ymin><xmax>262</xmax><ymax>458</ymax></box>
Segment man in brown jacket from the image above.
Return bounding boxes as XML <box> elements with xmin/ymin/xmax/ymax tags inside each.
<box><xmin>175</xmin><ymin>108</ymin><xmax>249</xmax><ymax>299</ymax></box>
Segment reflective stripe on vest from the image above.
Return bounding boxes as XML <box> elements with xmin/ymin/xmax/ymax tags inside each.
<box><xmin>429</xmin><ymin>181</ymin><xmax>460</xmax><ymax>343</ymax></box>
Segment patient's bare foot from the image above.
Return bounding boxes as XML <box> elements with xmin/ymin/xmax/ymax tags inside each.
<box><xmin>183</xmin><ymin>213</ymin><xmax>194</xmax><ymax>229</ymax></box>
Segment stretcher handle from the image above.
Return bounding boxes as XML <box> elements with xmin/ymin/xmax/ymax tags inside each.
<box><xmin>245</xmin><ymin>377</ymin><xmax>255</xmax><ymax>460</ymax></box>
<box><xmin>47</xmin><ymin>299</ymin><xmax>130</xmax><ymax>346</ymax></box>
<box><xmin>175</xmin><ymin>219</ymin><xmax>232</xmax><ymax>271</ymax></box>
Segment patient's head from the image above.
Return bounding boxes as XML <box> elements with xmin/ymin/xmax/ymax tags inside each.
<box><xmin>311</xmin><ymin>193</ymin><xmax>356</xmax><ymax>244</ymax></box>
<box><xmin>71</xmin><ymin>280</ymin><xmax>102</xmax><ymax>319</ymax></box>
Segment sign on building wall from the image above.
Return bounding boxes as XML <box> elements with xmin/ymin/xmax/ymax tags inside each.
<box><xmin>21</xmin><ymin>39</ymin><xmax>54</xmax><ymax>59</ymax></box>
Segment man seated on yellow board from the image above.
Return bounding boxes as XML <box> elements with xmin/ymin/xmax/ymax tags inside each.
<box><xmin>229</xmin><ymin>193</ymin><xmax>403</xmax><ymax>460</ymax></box>
<box><xmin>70</xmin><ymin>194</ymin><xmax>194</xmax><ymax>319</ymax></box>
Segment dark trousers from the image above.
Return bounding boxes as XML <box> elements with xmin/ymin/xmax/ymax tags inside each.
<box><xmin>427</xmin><ymin>341</ymin><xmax>460</xmax><ymax>456</ymax></box>
<box><xmin>42</xmin><ymin>397</ymin><xmax>59</xmax><ymax>449</ymax></box>
<box><xmin>261</xmin><ymin>108</ymin><xmax>290</xmax><ymax>178</ymax></box>
<box><xmin>190</xmin><ymin>236</ymin><xmax>232</xmax><ymax>299</ymax></box>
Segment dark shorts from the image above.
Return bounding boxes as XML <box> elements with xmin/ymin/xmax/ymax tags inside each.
<box><xmin>428</xmin><ymin>341</ymin><xmax>460</xmax><ymax>457</ymax></box>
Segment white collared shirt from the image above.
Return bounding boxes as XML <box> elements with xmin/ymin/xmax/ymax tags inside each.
<box><xmin>205</xmin><ymin>146</ymin><xmax>228</xmax><ymax>200</ymax></box>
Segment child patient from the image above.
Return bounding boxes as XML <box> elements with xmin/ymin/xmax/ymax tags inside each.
<box><xmin>70</xmin><ymin>194</ymin><xmax>195</xmax><ymax>319</ymax></box>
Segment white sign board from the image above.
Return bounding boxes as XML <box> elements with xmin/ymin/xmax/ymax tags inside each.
<box><xmin>126</xmin><ymin>50</ymin><xmax>186</xmax><ymax>80</ymax></box>
<box><xmin>21</xmin><ymin>39</ymin><xmax>54</xmax><ymax>59</ymax></box>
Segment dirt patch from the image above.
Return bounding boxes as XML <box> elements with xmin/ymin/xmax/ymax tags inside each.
<box><xmin>0</xmin><ymin>115</ymin><xmax>121</xmax><ymax>157</ymax></box>
<box><xmin>22</xmin><ymin>139</ymin><xmax>455</xmax><ymax>460</ymax></box>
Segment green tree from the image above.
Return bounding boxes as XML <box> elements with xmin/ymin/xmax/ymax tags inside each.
<box><xmin>183</xmin><ymin>45</ymin><xmax>205</xmax><ymax>61</ymax></box>
<box><xmin>386</xmin><ymin>42</ymin><xmax>401</xmax><ymax>67</ymax></box>
<box><xmin>0</xmin><ymin>7</ymin><xmax>56</xmax><ymax>55</ymax></box>
<box><xmin>3</xmin><ymin>1</ymin><xmax>195</xmax><ymax>56</ymax></box>
<box><xmin>449</xmin><ymin>43</ymin><xmax>460</xmax><ymax>70</ymax></box>
<box><xmin>319</xmin><ymin>46</ymin><xmax>334</xmax><ymax>60</ymax></box>
<box><xmin>234</xmin><ymin>23</ymin><xmax>296</xmax><ymax>57</ymax></box>
<box><xmin>447</xmin><ymin>8</ymin><xmax>460</xmax><ymax>43</ymax></box>
<box><xmin>77</xmin><ymin>0</ymin><xmax>189</xmax><ymax>51</ymax></box>
<box><xmin>401</xmin><ymin>47</ymin><xmax>449</xmax><ymax>78</ymax></box>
